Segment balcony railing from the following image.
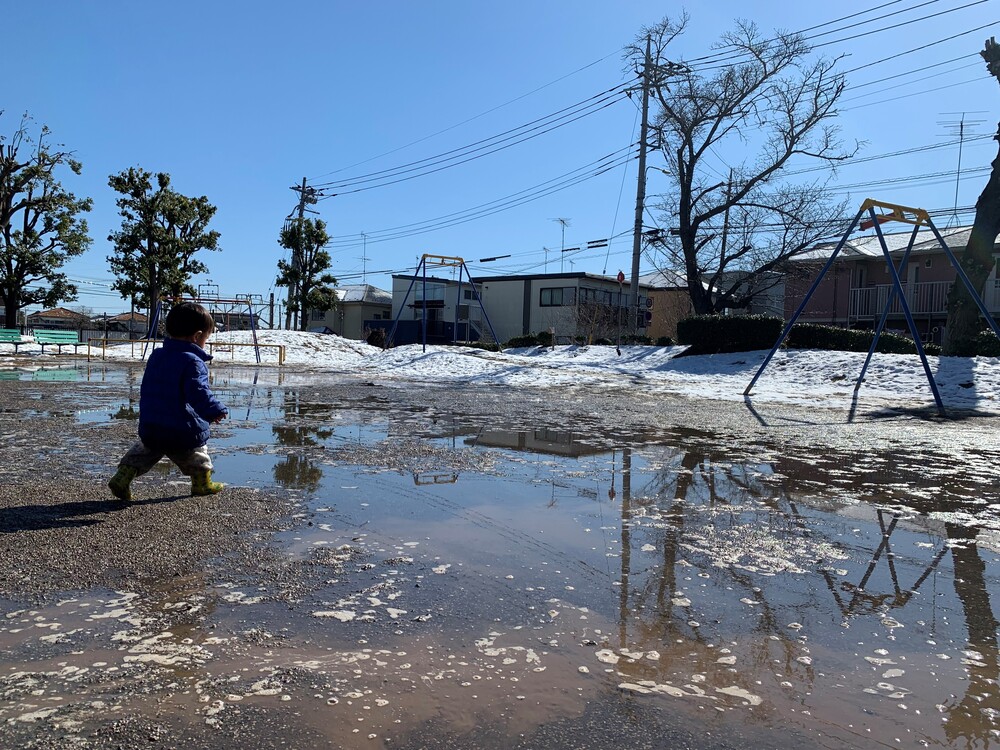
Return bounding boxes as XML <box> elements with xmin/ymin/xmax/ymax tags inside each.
<box><xmin>848</xmin><ymin>280</ymin><xmax>1000</xmax><ymax>319</ymax></box>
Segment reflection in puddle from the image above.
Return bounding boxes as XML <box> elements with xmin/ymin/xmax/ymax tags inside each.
<box><xmin>3</xmin><ymin>374</ymin><xmax>1000</xmax><ymax>748</ymax></box>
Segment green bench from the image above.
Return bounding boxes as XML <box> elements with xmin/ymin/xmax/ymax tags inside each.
<box><xmin>0</xmin><ymin>328</ymin><xmax>31</xmax><ymax>353</ymax></box>
<box><xmin>33</xmin><ymin>328</ymin><xmax>85</xmax><ymax>354</ymax></box>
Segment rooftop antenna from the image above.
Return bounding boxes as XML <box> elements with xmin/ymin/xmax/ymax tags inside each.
<box><xmin>360</xmin><ymin>232</ymin><xmax>368</xmax><ymax>285</ymax></box>
<box><xmin>550</xmin><ymin>218</ymin><xmax>571</xmax><ymax>273</ymax></box>
<box><xmin>938</xmin><ymin>111</ymin><xmax>986</xmax><ymax>228</ymax></box>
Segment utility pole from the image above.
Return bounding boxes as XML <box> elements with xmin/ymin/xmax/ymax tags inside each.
<box><xmin>629</xmin><ymin>36</ymin><xmax>652</xmax><ymax>333</ymax></box>
<box><xmin>287</xmin><ymin>177</ymin><xmax>316</xmax><ymax>330</ymax></box>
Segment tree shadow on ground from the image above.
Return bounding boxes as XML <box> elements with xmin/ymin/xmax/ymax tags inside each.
<box><xmin>0</xmin><ymin>495</ymin><xmax>184</xmax><ymax>533</ymax></box>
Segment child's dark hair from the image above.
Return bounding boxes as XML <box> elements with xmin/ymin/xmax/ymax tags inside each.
<box><xmin>165</xmin><ymin>302</ymin><xmax>215</xmax><ymax>338</ymax></box>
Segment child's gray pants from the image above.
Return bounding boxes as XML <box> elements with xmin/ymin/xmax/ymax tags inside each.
<box><xmin>118</xmin><ymin>441</ymin><xmax>213</xmax><ymax>476</ymax></box>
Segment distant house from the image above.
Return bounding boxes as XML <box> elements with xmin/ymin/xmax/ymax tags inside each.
<box><xmin>386</xmin><ymin>271</ymin><xmax>658</xmax><ymax>346</ymax></box>
<box><xmin>306</xmin><ymin>284</ymin><xmax>392</xmax><ymax>340</ymax></box>
<box><xmin>101</xmin><ymin>312</ymin><xmax>149</xmax><ymax>335</ymax></box>
<box><xmin>638</xmin><ymin>269</ymin><xmax>694</xmax><ymax>341</ymax></box>
<box><xmin>784</xmin><ymin>225</ymin><xmax>1000</xmax><ymax>344</ymax></box>
<box><xmin>26</xmin><ymin>307</ymin><xmax>90</xmax><ymax>330</ymax></box>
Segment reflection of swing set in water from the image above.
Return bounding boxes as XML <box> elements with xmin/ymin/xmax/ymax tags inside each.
<box><xmin>746</xmin><ymin>199</ymin><xmax>1000</xmax><ymax>415</ymax></box>
<box><xmin>788</xmin><ymin>503</ymin><xmax>949</xmax><ymax>618</ymax></box>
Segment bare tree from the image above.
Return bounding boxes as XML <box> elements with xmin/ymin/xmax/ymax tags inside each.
<box><xmin>942</xmin><ymin>38</ymin><xmax>1000</xmax><ymax>355</ymax></box>
<box><xmin>629</xmin><ymin>15</ymin><xmax>858</xmax><ymax>315</ymax></box>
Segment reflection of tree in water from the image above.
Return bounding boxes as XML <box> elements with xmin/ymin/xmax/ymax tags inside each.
<box><xmin>613</xmin><ymin>438</ymin><xmax>1000</xmax><ymax>742</ymax></box>
<box><xmin>272</xmin><ymin>393</ymin><xmax>335</xmax><ymax>447</ymax></box>
<box><xmin>944</xmin><ymin>523</ymin><xmax>1000</xmax><ymax>748</ymax></box>
<box><xmin>271</xmin><ymin>393</ymin><xmax>331</xmax><ymax>491</ymax></box>
<box><xmin>614</xmin><ymin>444</ymin><xmax>811</xmax><ymax>689</ymax></box>
<box><xmin>113</xmin><ymin>402</ymin><xmax>139</xmax><ymax>420</ymax></box>
<box><xmin>273</xmin><ymin>454</ymin><xmax>323</xmax><ymax>491</ymax></box>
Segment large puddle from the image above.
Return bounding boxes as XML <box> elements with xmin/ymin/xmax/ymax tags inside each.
<box><xmin>2</xmin><ymin>367</ymin><xmax>999</xmax><ymax>748</ymax></box>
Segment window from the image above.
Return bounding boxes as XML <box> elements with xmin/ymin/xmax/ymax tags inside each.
<box><xmin>540</xmin><ymin>287</ymin><xmax>576</xmax><ymax>306</ymax></box>
<box><xmin>314</xmin><ymin>309</ymin><xmax>326</xmax><ymax>320</ymax></box>
<box><xmin>540</xmin><ymin>287</ymin><xmax>563</xmax><ymax>306</ymax></box>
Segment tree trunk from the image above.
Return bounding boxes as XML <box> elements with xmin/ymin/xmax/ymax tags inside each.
<box><xmin>943</xmin><ymin>127</ymin><xmax>1000</xmax><ymax>356</ymax></box>
<box><xmin>2</xmin><ymin>286</ymin><xmax>17</xmax><ymax>329</ymax></box>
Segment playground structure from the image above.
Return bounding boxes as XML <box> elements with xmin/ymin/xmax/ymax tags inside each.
<box><xmin>139</xmin><ymin>294</ymin><xmax>274</xmax><ymax>364</ymax></box>
<box><xmin>745</xmin><ymin>199</ymin><xmax>1000</xmax><ymax>415</ymax></box>
<box><xmin>386</xmin><ymin>254</ymin><xmax>502</xmax><ymax>352</ymax></box>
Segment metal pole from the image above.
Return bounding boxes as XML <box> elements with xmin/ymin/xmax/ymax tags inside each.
<box><xmin>870</xmin><ymin>216</ymin><xmax>945</xmax><ymax>414</ymax></box>
<box><xmin>855</xmin><ymin>221</ymin><xmax>920</xmax><ymax>391</ymax></box>
<box><xmin>744</xmin><ymin>206</ymin><xmax>867</xmax><ymax>395</ymax></box>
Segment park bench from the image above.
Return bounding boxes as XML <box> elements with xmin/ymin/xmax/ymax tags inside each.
<box><xmin>33</xmin><ymin>328</ymin><xmax>86</xmax><ymax>354</ymax></box>
<box><xmin>0</xmin><ymin>328</ymin><xmax>32</xmax><ymax>353</ymax></box>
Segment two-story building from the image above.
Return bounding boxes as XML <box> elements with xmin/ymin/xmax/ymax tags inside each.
<box><xmin>785</xmin><ymin>225</ymin><xmax>1000</xmax><ymax>344</ymax></box>
<box><xmin>305</xmin><ymin>284</ymin><xmax>392</xmax><ymax>339</ymax></box>
<box><xmin>387</xmin><ymin>271</ymin><xmax>664</xmax><ymax>345</ymax></box>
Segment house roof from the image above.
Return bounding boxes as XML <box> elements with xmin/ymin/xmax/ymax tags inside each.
<box><xmin>107</xmin><ymin>312</ymin><xmax>148</xmax><ymax>322</ymax></box>
<box><xmin>796</xmin><ymin>224</ymin><xmax>986</xmax><ymax>262</ymax></box>
<box><xmin>335</xmin><ymin>284</ymin><xmax>392</xmax><ymax>305</ymax></box>
<box><xmin>639</xmin><ymin>269</ymin><xmax>687</xmax><ymax>289</ymax></box>
<box><xmin>27</xmin><ymin>307</ymin><xmax>89</xmax><ymax>320</ymax></box>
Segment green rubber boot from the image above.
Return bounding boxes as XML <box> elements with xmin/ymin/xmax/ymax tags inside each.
<box><xmin>108</xmin><ymin>465</ymin><xmax>138</xmax><ymax>502</ymax></box>
<box><xmin>191</xmin><ymin>470</ymin><xmax>225</xmax><ymax>496</ymax></box>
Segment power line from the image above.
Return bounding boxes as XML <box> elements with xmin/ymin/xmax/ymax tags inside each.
<box><xmin>325</xmin><ymin>146</ymin><xmax>637</xmax><ymax>247</ymax></box>
<box><xmin>311</xmin><ymin>82</ymin><xmax>632</xmax><ymax>192</ymax></box>
<box><xmin>308</xmin><ymin>48</ymin><xmax>628</xmax><ymax>180</ymax></box>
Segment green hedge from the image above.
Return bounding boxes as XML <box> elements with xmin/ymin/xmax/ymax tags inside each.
<box><xmin>676</xmin><ymin>315</ymin><xmax>784</xmax><ymax>355</ymax></box>
<box><xmin>505</xmin><ymin>334</ymin><xmax>541</xmax><ymax>348</ymax></box>
<box><xmin>788</xmin><ymin>323</ymin><xmax>940</xmax><ymax>355</ymax></box>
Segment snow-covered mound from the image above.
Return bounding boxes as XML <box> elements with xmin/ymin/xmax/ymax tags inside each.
<box><xmin>2</xmin><ymin>329</ymin><xmax>1000</xmax><ymax>413</ymax></box>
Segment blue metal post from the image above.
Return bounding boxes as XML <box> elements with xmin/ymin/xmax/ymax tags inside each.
<box><xmin>870</xmin><ymin>216</ymin><xmax>945</xmax><ymax>414</ymax></box>
<box><xmin>461</xmin><ymin>263</ymin><xmax>503</xmax><ymax>352</ymax></box>
<box><xmin>248</xmin><ymin>298</ymin><xmax>261</xmax><ymax>364</ymax></box>
<box><xmin>744</xmin><ymin>206</ymin><xmax>867</xmax><ymax>395</ymax></box>
<box><xmin>142</xmin><ymin>299</ymin><xmax>162</xmax><ymax>361</ymax></box>
<box><xmin>454</xmin><ymin>274</ymin><xmax>463</xmax><ymax>344</ymax></box>
<box><xmin>421</xmin><ymin>261</ymin><xmax>428</xmax><ymax>352</ymax></box>
<box><xmin>386</xmin><ymin>259</ymin><xmax>424</xmax><ymax>349</ymax></box>
<box><xmin>855</xmin><ymin>220</ymin><xmax>920</xmax><ymax>390</ymax></box>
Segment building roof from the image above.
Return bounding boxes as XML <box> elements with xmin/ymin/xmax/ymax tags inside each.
<box><xmin>796</xmin><ymin>224</ymin><xmax>985</xmax><ymax>262</ymax></box>
<box><xmin>27</xmin><ymin>307</ymin><xmax>89</xmax><ymax>320</ymax></box>
<box><xmin>639</xmin><ymin>268</ymin><xmax>687</xmax><ymax>289</ymax></box>
<box><xmin>335</xmin><ymin>284</ymin><xmax>392</xmax><ymax>305</ymax></box>
<box><xmin>107</xmin><ymin>312</ymin><xmax>148</xmax><ymax>322</ymax></box>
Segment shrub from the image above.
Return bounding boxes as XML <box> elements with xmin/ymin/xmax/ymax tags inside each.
<box><xmin>594</xmin><ymin>337</ymin><xmax>613</xmax><ymax>345</ymax></box>
<box><xmin>365</xmin><ymin>327</ymin><xmax>386</xmax><ymax>348</ymax></box>
<box><xmin>505</xmin><ymin>334</ymin><xmax>539</xmax><ymax>348</ymax></box>
<box><xmin>455</xmin><ymin>341</ymin><xmax>501</xmax><ymax>352</ymax></box>
<box><xmin>655</xmin><ymin>336</ymin><xmax>675</xmax><ymax>346</ymax></box>
<box><xmin>536</xmin><ymin>330</ymin><xmax>554</xmax><ymax>347</ymax></box>
<box><xmin>621</xmin><ymin>334</ymin><xmax>652</xmax><ymax>345</ymax></box>
<box><xmin>975</xmin><ymin>330</ymin><xmax>1000</xmax><ymax>357</ymax></box>
<box><xmin>676</xmin><ymin>314</ymin><xmax>784</xmax><ymax>355</ymax></box>
<box><xmin>787</xmin><ymin>323</ymin><xmax>936</xmax><ymax>355</ymax></box>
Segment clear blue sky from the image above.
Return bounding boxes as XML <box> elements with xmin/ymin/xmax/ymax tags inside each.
<box><xmin>4</xmin><ymin>0</ymin><xmax>998</xmax><ymax>314</ymax></box>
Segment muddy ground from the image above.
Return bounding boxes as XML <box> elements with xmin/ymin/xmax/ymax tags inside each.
<box><xmin>1</xmin><ymin>361</ymin><xmax>999</xmax><ymax>749</ymax></box>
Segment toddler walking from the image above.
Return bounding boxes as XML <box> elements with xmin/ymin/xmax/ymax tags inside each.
<box><xmin>109</xmin><ymin>302</ymin><xmax>228</xmax><ymax>500</ymax></box>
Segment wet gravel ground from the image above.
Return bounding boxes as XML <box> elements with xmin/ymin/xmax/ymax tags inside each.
<box><xmin>2</xmin><ymin>360</ymin><xmax>999</xmax><ymax>748</ymax></box>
